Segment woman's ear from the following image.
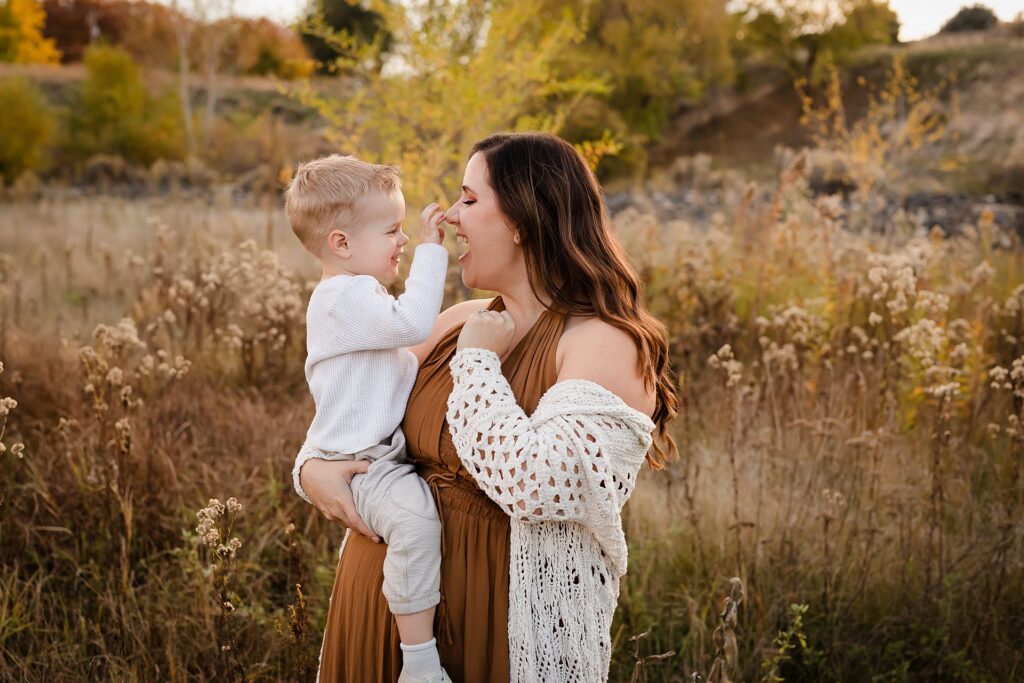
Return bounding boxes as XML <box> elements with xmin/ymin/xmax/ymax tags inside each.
<box><xmin>512</xmin><ymin>231</ymin><xmax>521</xmax><ymax>245</ymax></box>
<box><xmin>326</xmin><ymin>229</ymin><xmax>351</xmax><ymax>258</ymax></box>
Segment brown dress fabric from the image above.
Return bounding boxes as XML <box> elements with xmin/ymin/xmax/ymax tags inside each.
<box><xmin>317</xmin><ymin>296</ymin><xmax>565</xmax><ymax>683</ymax></box>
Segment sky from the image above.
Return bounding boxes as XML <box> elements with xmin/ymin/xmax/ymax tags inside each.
<box><xmin>222</xmin><ymin>0</ymin><xmax>1024</xmax><ymax>42</ymax></box>
<box><xmin>888</xmin><ymin>0</ymin><xmax>1023</xmax><ymax>40</ymax></box>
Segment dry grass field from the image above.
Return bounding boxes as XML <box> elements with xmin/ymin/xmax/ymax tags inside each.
<box><xmin>2</xmin><ymin>151</ymin><xmax>1023</xmax><ymax>682</ymax></box>
<box><xmin>3</xmin><ymin>1</ymin><xmax>1024</xmax><ymax>680</ymax></box>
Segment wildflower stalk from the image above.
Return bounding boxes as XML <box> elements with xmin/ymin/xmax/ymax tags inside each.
<box><xmin>196</xmin><ymin>497</ymin><xmax>248</xmax><ymax>682</ymax></box>
<box><xmin>705</xmin><ymin>577</ymin><xmax>745</xmax><ymax>683</ymax></box>
<box><xmin>926</xmin><ymin>392</ymin><xmax>951</xmax><ymax>602</ymax></box>
<box><xmin>276</xmin><ymin>522</ymin><xmax>314</xmax><ymax>682</ymax></box>
<box><xmin>0</xmin><ymin>362</ymin><xmax>26</xmax><ymax>462</ymax></box>
<box><xmin>820</xmin><ymin>488</ymin><xmax>845</xmax><ymax>662</ymax></box>
<box><xmin>760</xmin><ymin>603</ymin><xmax>808</xmax><ymax>683</ymax></box>
<box><xmin>628</xmin><ymin>629</ymin><xmax>675</xmax><ymax>683</ymax></box>
<box><xmin>709</xmin><ymin>345</ymin><xmax>746</xmax><ymax>573</ymax></box>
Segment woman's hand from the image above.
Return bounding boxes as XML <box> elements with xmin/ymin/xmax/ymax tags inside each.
<box><xmin>299</xmin><ymin>458</ymin><xmax>381</xmax><ymax>542</ymax></box>
<box><xmin>456</xmin><ymin>310</ymin><xmax>516</xmax><ymax>357</ymax></box>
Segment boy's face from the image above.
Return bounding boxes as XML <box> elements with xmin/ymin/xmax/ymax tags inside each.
<box><xmin>337</xmin><ymin>189</ymin><xmax>409</xmax><ymax>282</ymax></box>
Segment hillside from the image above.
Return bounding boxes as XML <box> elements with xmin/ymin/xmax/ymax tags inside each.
<box><xmin>651</xmin><ymin>26</ymin><xmax>1024</xmax><ymax>196</ymax></box>
<box><xmin>3</xmin><ymin>25</ymin><xmax>1023</xmax><ymax>202</ymax></box>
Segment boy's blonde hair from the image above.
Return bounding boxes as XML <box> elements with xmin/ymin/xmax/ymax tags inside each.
<box><xmin>284</xmin><ymin>154</ymin><xmax>402</xmax><ymax>253</ymax></box>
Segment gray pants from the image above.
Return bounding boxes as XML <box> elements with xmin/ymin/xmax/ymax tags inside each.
<box><xmin>326</xmin><ymin>428</ymin><xmax>441</xmax><ymax>615</ymax></box>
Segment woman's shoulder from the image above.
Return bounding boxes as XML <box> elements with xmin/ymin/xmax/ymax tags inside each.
<box><xmin>556</xmin><ymin>316</ymin><xmax>655</xmax><ymax>417</ymax></box>
<box><xmin>407</xmin><ymin>297</ymin><xmax>494</xmax><ymax>363</ymax></box>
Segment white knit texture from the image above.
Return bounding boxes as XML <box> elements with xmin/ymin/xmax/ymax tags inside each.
<box><xmin>446</xmin><ymin>348</ymin><xmax>655</xmax><ymax>683</ymax></box>
<box><xmin>302</xmin><ymin>242</ymin><xmax>448</xmax><ymax>454</ymax></box>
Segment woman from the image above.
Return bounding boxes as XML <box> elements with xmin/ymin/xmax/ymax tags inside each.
<box><xmin>298</xmin><ymin>132</ymin><xmax>678</xmax><ymax>682</ymax></box>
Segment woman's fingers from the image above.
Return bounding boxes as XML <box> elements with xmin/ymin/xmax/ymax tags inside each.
<box><xmin>331</xmin><ymin>497</ymin><xmax>380</xmax><ymax>542</ymax></box>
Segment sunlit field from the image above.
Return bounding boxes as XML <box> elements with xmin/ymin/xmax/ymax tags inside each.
<box><xmin>3</xmin><ymin>151</ymin><xmax>1023</xmax><ymax>680</ymax></box>
<box><xmin>3</xmin><ymin>0</ymin><xmax>1024</xmax><ymax>681</ymax></box>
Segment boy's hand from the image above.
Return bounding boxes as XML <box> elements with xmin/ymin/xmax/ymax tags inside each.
<box><xmin>420</xmin><ymin>203</ymin><xmax>446</xmax><ymax>245</ymax></box>
<box><xmin>457</xmin><ymin>310</ymin><xmax>517</xmax><ymax>357</ymax></box>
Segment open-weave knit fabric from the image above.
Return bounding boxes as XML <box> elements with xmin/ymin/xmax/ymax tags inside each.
<box><xmin>446</xmin><ymin>348</ymin><xmax>655</xmax><ymax>682</ymax></box>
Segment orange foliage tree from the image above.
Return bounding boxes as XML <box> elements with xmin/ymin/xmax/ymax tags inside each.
<box><xmin>0</xmin><ymin>0</ymin><xmax>61</xmax><ymax>63</ymax></box>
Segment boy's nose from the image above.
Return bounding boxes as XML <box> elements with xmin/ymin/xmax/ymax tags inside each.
<box><xmin>399</xmin><ymin>231</ymin><xmax>410</xmax><ymax>246</ymax></box>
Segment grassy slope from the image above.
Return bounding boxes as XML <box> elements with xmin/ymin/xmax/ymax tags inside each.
<box><xmin>649</xmin><ymin>27</ymin><xmax>1024</xmax><ymax>192</ymax></box>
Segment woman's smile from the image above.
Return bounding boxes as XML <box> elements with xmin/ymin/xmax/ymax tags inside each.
<box><xmin>456</xmin><ymin>233</ymin><xmax>471</xmax><ymax>262</ymax></box>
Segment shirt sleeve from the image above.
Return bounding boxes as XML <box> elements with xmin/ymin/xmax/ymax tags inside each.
<box><xmin>328</xmin><ymin>243</ymin><xmax>448</xmax><ymax>352</ymax></box>
<box><xmin>445</xmin><ymin>348</ymin><xmax>653</xmax><ymax>526</ymax></box>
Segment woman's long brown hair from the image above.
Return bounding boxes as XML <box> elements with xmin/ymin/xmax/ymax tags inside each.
<box><xmin>472</xmin><ymin>132</ymin><xmax>678</xmax><ymax>468</ymax></box>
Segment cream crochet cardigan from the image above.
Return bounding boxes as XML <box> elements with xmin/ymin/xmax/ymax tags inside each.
<box><xmin>446</xmin><ymin>348</ymin><xmax>655</xmax><ymax>683</ymax></box>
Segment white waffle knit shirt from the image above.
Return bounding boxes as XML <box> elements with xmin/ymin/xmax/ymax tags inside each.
<box><xmin>303</xmin><ymin>242</ymin><xmax>448</xmax><ymax>454</ymax></box>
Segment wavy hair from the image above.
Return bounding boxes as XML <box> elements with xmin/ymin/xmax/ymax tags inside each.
<box><xmin>471</xmin><ymin>132</ymin><xmax>678</xmax><ymax>467</ymax></box>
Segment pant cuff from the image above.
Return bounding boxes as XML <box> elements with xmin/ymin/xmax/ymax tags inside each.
<box><xmin>386</xmin><ymin>590</ymin><xmax>441</xmax><ymax>615</ymax></box>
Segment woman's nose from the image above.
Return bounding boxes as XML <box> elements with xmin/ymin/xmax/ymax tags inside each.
<box><xmin>444</xmin><ymin>205</ymin><xmax>459</xmax><ymax>224</ymax></box>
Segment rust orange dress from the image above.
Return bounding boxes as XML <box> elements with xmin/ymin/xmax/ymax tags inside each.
<box><xmin>317</xmin><ymin>296</ymin><xmax>565</xmax><ymax>682</ymax></box>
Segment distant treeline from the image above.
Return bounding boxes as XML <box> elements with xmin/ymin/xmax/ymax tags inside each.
<box><xmin>0</xmin><ymin>0</ymin><xmax>1014</xmax><ymax>189</ymax></box>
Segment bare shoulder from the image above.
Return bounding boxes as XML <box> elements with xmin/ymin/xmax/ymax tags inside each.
<box><xmin>557</xmin><ymin>316</ymin><xmax>656</xmax><ymax>416</ymax></box>
<box><xmin>408</xmin><ymin>297</ymin><xmax>494</xmax><ymax>363</ymax></box>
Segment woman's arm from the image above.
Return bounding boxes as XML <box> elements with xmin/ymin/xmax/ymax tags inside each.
<box><xmin>445</xmin><ymin>319</ymin><xmax>655</xmax><ymax>524</ymax></box>
<box><xmin>406</xmin><ymin>297</ymin><xmax>493</xmax><ymax>363</ymax></box>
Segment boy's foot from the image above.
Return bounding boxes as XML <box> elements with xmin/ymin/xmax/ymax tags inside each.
<box><xmin>397</xmin><ymin>667</ymin><xmax>452</xmax><ymax>683</ymax></box>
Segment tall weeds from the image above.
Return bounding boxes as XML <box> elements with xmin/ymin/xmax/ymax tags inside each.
<box><xmin>2</xmin><ymin>141</ymin><xmax>1023</xmax><ymax>680</ymax></box>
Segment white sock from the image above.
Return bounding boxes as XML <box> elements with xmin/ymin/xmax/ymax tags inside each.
<box><xmin>400</xmin><ymin>637</ymin><xmax>441</xmax><ymax>677</ymax></box>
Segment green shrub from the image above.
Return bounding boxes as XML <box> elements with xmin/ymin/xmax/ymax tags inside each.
<box><xmin>0</xmin><ymin>77</ymin><xmax>56</xmax><ymax>184</ymax></box>
<box><xmin>67</xmin><ymin>44</ymin><xmax>185</xmax><ymax>167</ymax></box>
<box><xmin>940</xmin><ymin>4</ymin><xmax>999</xmax><ymax>33</ymax></box>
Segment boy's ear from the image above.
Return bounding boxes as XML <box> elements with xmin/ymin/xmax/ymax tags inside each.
<box><xmin>326</xmin><ymin>229</ymin><xmax>351</xmax><ymax>258</ymax></box>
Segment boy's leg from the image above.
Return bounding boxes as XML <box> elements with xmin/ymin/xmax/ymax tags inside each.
<box><xmin>354</xmin><ymin>456</ymin><xmax>445</xmax><ymax>678</ymax></box>
<box><xmin>352</xmin><ymin>456</ymin><xmax>441</xmax><ymax>638</ymax></box>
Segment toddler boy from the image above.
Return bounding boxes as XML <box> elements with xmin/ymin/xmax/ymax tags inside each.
<box><xmin>286</xmin><ymin>154</ymin><xmax>450</xmax><ymax>683</ymax></box>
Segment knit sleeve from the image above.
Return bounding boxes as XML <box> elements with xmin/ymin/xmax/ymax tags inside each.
<box><xmin>328</xmin><ymin>243</ymin><xmax>448</xmax><ymax>352</ymax></box>
<box><xmin>445</xmin><ymin>348</ymin><xmax>654</xmax><ymax>525</ymax></box>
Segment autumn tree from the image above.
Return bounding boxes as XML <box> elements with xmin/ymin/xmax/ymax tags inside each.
<box><xmin>41</xmin><ymin>0</ymin><xmax>122</xmax><ymax>62</ymax></box>
<box><xmin>292</xmin><ymin>0</ymin><xmax>604</xmax><ymax>207</ymax></box>
<box><xmin>67</xmin><ymin>44</ymin><xmax>184</xmax><ymax>166</ymax></box>
<box><xmin>735</xmin><ymin>0</ymin><xmax>899</xmax><ymax>82</ymax></box>
<box><xmin>539</xmin><ymin>0</ymin><xmax>735</xmax><ymax>172</ymax></box>
<box><xmin>0</xmin><ymin>0</ymin><xmax>61</xmax><ymax>63</ymax></box>
<box><xmin>300</xmin><ymin>0</ymin><xmax>391</xmax><ymax>74</ymax></box>
<box><xmin>230</xmin><ymin>17</ymin><xmax>313</xmax><ymax>79</ymax></box>
<box><xmin>941</xmin><ymin>4</ymin><xmax>998</xmax><ymax>33</ymax></box>
<box><xmin>0</xmin><ymin>77</ymin><xmax>56</xmax><ymax>183</ymax></box>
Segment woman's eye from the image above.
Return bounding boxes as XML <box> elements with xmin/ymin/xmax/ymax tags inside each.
<box><xmin>462</xmin><ymin>199</ymin><xmax>476</xmax><ymax>205</ymax></box>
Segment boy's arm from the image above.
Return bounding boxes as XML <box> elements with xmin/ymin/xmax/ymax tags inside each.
<box><xmin>329</xmin><ymin>243</ymin><xmax>448</xmax><ymax>352</ymax></box>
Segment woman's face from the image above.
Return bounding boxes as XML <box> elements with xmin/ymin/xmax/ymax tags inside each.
<box><xmin>445</xmin><ymin>152</ymin><xmax>521</xmax><ymax>291</ymax></box>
